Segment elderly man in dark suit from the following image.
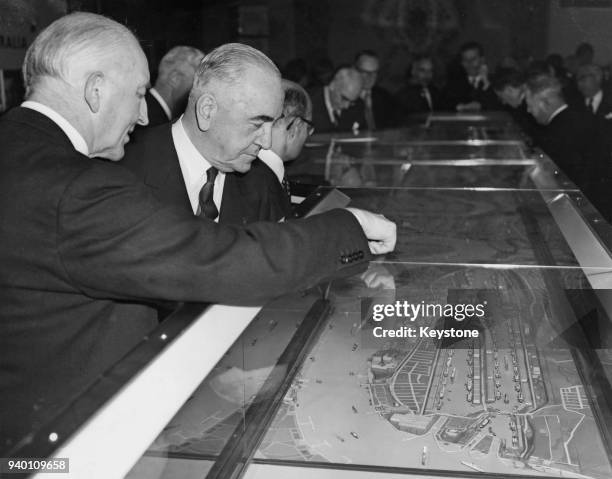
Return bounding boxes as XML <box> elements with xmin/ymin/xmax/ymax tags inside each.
<box><xmin>525</xmin><ymin>74</ymin><xmax>609</xmax><ymax>214</ymax></box>
<box><xmin>142</xmin><ymin>45</ymin><xmax>204</xmax><ymax>127</ymax></box>
<box><xmin>0</xmin><ymin>13</ymin><xmax>396</xmax><ymax>448</ymax></box>
<box><xmin>124</xmin><ymin>78</ymin><xmax>314</xmax><ymax>224</ymax></box>
<box><xmin>309</xmin><ymin>66</ymin><xmax>364</xmax><ymax>133</ymax></box>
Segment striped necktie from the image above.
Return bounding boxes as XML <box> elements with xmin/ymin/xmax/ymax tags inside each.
<box><xmin>198</xmin><ymin>167</ymin><xmax>219</xmax><ymax>220</ymax></box>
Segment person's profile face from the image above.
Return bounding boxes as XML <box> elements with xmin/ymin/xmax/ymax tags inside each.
<box><xmin>497</xmin><ymin>85</ymin><xmax>524</xmax><ymax>108</ymax></box>
<box><xmin>330</xmin><ymin>78</ymin><xmax>361</xmax><ymax>111</ymax></box>
<box><xmin>525</xmin><ymin>91</ymin><xmax>548</xmax><ymax>125</ymax></box>
<box><xmin>356</xmin><ymin>55</ymin><xmax>379</xmax><ymax>90</ymax></box>
<box><xmin>208</xmin><ymin>66</ymin><xmax>282</xmax><ymax>173</ymax></box>
<box><xmin>95</xmin><ymin>45</ymin><xmax>149</xmax><ymax>160</ymax></box>
<box><xmin>461</xmin><ymin>48</ymin><xmax>483</xmax><ymax>77</ymax></box>
<box><xmin>412</xmin><ymin>59</ymin><xmax>433</xmax><ymax>86</ymax></box>
<box><xmin>577</xmin><ymin>71</ymin><xmax>601</xmax><ymax>98</ymax></box>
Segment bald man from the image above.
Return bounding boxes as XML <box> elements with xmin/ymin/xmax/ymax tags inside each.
<box><xmin>0</xmin><ymin>15</ymin><xmax>396</xmax><ymax>447</ymax></box>
<box><xmin>309</xmin><ymin>66</ymin><xmax>364</xmax><ymax>132</ymax></box>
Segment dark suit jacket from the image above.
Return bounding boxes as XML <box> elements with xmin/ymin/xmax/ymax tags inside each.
<box><xmin>395</xmin><ymin>83</ymin><xmax>447</xmax><ymax>119</ymax></box>
<box><xmin>534</xmin><ymin>107</ymin><xmax>607</xmax><ymax>191</ymax></box>
<box><xmin>309</xmin><ymin>86</ymin><xmax>366</xmax><ymax>133</ymax></box>
<box><xmin>123</xmin><ymin>124</ymin><xmax>292</xmax><ymax>224</ymax></box>
<box><xmin>340</xmin><ymin>85</ymin><xmax>398</xmax><ymax>130</ymax></box>
<box><xmin>144</xmin><ymin>90</ymin><xmax>171</xmax><ymax>127</ymax></box>
<box><xmin>444</xmin><ymin>66</ymin><xmax>500</xmax><ymax>111</ymax></box>
<box><xmin>0</xmin><ymin>107</ymin><xmax>369</xmax><ymax>448</ymax></box>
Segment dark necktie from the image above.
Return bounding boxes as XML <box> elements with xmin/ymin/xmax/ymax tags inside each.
<box><xmin>198</xmin><ymin>167</ymin><xmax>218</xmax><ymax>220</ymax></box>
<box><xmin>587</xmin><ymin>97</ymin><xmax>595</xmax><ymax>114</ymax></box>
<box><xmin>363</xmin><ymin>89</ymin><xmax>376</xmax><ymax>131</ymax></box>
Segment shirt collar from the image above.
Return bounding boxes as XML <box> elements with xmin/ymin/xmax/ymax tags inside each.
<box><xmin>21</xmin><ymin>101</ymin><xmax>89</xmax><ymax>156</ymax></box>
<box><xmin>589</xmin><ymin>89</ymin><xmax>603</xmax><ymax>112</ymax></box>
<box><xmin>547</xmin><ymin>104</ymin><xmax>568</xmax><ymax>124</ymax></box>
<box><xmin>171</xmin><ymin>116</ymin><xmax>220</xmax><ymax>215</ymax></box>
<box><xmin>323</xmin><ymin>86</ymin><xmax>337</xmax><ymax>124</ymax></box>
<box><xmin>258</xmin><ymin>148</ymin><xmax>285</xmax><ymax>184</ymax></box>
<box><xmin>149</xmin><ymin>87</ymin><xmax>172</xmax><ymax>121</ymax></box>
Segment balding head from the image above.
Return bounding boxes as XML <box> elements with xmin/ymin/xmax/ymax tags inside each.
<box><xmin>23</xmin><ymin>12</ymin><xmax>140</xmax><ymax>96</ymax></box>
<box><xmin>525</xmin><ymin>75</ymin><xmax>566</xmax><ymax>125</ymax></box>
<box><xmin>190</xmin><ymin>43</ymin><xmax>280</xmax><ymax>99</ymax></box>
<box><xmin>183</xmin><ymin>43</ymin><xmax>283</xmax><ymax>173</ymax></box>
<box><xmin>328</xmin><ymin>67</ymin><xmax>363</xmax><ymax>111</ymax></box>
<box><xmin>23</xmin><ymin>12</ymin><xmax>149</xmax><ymax>160</ymax></box>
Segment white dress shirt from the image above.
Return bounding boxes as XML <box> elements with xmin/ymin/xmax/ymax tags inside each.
<box><xmin>21</xmin><ymin>101</ymin><xmax>89</xmax><ymax>156</ymax></box>
<box><xmin>258</xmin><ymin>148</ymin><xmax>285</xmax><ymax>184</ymax></box>
<box><xmin>323</xmin><ymin>86</ymin><xmax>338</xmax><ymax>125</ymax></box>
<box><xmin>171</xmin><ymin>117</ymin><xmax>225</xmax><ymax>219</ymax></box>
<box><xmin>149</xmin><ymin>87</ymin><xmax>172</xmax><ymax>121</ymax></box>
<box><xmin>547</xmin><ymin>104</ymin><xmax>568</xmax><ymax>124</ymax></box>
<box><xmin>586</xmin><ymin>90</ymin><xmax>603</xmax><ymax>114</ymax></box>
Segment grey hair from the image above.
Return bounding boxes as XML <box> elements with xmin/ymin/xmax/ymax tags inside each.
<box><xmin>22</xmin><ymin>12</ymin><xmax>135</xmax><ymax>97</ymax></box>
<box><xmin>281</xmin><ymin>79</ymin><xmax>311</xmax><ymax>118</ymax></box>
<box><xmin>157</xmin><ymin>46</ymin><xmax>205</xmax><ymax>82</ymax></box>
<box><xmin>526</xmin><ymin>74</ymin><xmax>563</xmax><ymax>99</ymax></box>
<box><xmin>190</xmin><ymin>43</ymin><xmax>279</xmax><ymax>98</ymax></box>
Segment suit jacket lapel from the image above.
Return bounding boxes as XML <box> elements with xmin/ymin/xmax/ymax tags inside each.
<box><xmin>143</xmin><ymin>126</ymin><xmax>193</xmax><ymax>213</ymax></box>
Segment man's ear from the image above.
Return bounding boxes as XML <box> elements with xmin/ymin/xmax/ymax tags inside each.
<box><xmin>286</xmin><ymin>119</ymin><xmax>299</xmax><ymax>140</ymax></box>
<box><xmin>84</xmin><ymin>72</ymin><xmax>105</xmax><ymax>113</ymax></box>
<box><xmin>195</xmin><ymin>93</ymin><xmax>216</xmax><ymax>131</ymax></box>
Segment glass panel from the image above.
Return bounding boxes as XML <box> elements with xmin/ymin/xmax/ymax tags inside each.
<box><xmin>288</xmin><ymin>142</ymin><xmax>565</xmax><ymax>189</ymax></box>
<box><xmin>343</xmin><ymin>188</ymin><xmax>582</xmax><ymax>267</ymax></box>
<box><xmin>125</xmin><ymin>290</ymin><xmax>324</xmax><ymax>478</ymax></box>
<box><xmin>254</xmin><ymin>264</ymin><xmax>612</xmax><ymax>479</ymax></box>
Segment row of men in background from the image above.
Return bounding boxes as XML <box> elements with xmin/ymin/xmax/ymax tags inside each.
<box><xmin>297</xmin><ymin>41</ymin><xmax>612</xmax><ymax>133</ymax></box>
<box><xmin>492</xmin><ymin>60</ymin><xmax>612</xmax><ymax>221</ymax></box>
<box><xmin>302</xmin><ymin>43</ymin><xmax>502</xmax><ymax>134</ymax></box>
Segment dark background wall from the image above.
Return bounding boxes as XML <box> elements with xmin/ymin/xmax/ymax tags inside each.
<box><xmin>2</xmin><ymin>0</ymin><xmax>610</xmax><ymax>108</ymax></box>
<box><xmin>90</xmin><ymin>0</ymin><xmax>550</xmax><ymax>91</ymax></box>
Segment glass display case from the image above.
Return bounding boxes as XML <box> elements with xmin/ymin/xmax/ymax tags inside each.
<box><xmin>17</xmin><ymin>113</ymin><xmax>612</xmax><ymax>479</ymax></box>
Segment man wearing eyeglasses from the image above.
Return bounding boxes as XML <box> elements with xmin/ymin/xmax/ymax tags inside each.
<box><xmin>309</xmin><ymin>66</ymin><xmax>364</xmax><ymax>133</ymax></box>
<box><xmin>351</xmin><ymin>50</ymin><xmax>397</xmax><ymax>130</ymax></box>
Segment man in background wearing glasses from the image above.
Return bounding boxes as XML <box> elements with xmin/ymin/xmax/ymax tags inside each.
<box><xmin>352</xmin><ymin>50</ymin><xmax>397</xmax><ymax>130</ymax></box>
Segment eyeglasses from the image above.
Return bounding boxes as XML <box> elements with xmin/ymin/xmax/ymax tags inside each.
<box><xmin>340</xmin><ymin>94</ymin><xmax>356</xmax><ymax>107</ymax></box>
<box><xmin>287</xmin><ymin>116</ymin><xmax>315</xmax><ymax>136</ymax></box>
<box><xmin>356</xmin><ymin>66</ymin><xmax>379</xmax><ymax>76</ymax></box>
